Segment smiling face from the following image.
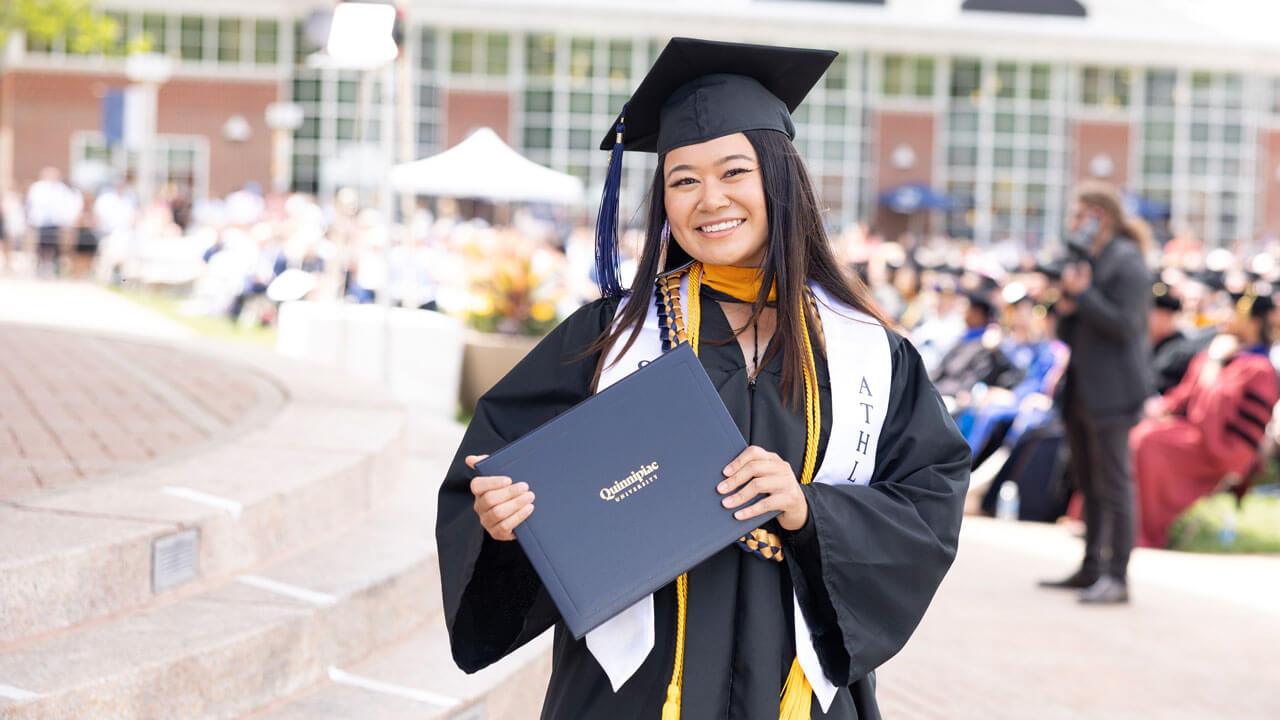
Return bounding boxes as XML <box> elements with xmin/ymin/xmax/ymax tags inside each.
<box><xmin>662</xmin><ymin>133</ymin><xmax>769</xmax><ymax>268</ymax></box>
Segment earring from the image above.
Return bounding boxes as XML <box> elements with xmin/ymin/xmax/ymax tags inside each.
<box><xmin>656</xmin><ymin>220</ymin><xmax>671</xmax><ymax>274</ymax></box>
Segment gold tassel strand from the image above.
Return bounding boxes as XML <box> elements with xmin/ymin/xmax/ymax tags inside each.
<box><xmin>660</xmin><ymin>571</ymin><xmax>689</xmax><ymax>720</ymax></box>
<box><xmin>662</xmin><ymin>264</ymin><xmax>703</xmax><ymax>720</ymax></box>
<box><xmin>779</xmin><ymin>657</ymin><xmax>813</xmax><ymax>720</ymax></box>
<box><xmin>664</xmin><ymin>264</ymin><xmax>820</xmax><ymax>720</ymax></box>
<box><xmin>780</xmin><ymin>289</ymin><xmax>821</xmax><ymax>720</ymax></box>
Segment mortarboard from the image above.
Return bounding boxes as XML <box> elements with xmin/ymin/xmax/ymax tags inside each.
<box><xmin>1152</xmin><ymin>282</ymin><xmax>1182</xmax><ymax>312</ymax></box>
<box><xmin>962</xmin><ymin>289</ymin><xmax>996</xmax><ymax>317</ymax></box>
<box><xmin>593</xmin><ymin>37</ymin><xmax>837</xmax><ymax>297</ymax></box>
<box><xmin>1190</xmin><ymin>269</ymin><xmax>1227</xmax><ymax>293</ymax></box>
<box><xmin>1230</xmin><ymin>289</ymin><xmax>1275</xmax><ymax>319</ymax></box>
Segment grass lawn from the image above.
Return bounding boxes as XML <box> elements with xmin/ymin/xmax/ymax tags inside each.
<box><xmin>1168</xmin><ymin>485</ymin><xmax>1280</xmax><ymax>554</ymax></box>
<box><xmin>109</xmin><ymin>287</ymin><xmax>278</xmax><ymax>348</ymax></box>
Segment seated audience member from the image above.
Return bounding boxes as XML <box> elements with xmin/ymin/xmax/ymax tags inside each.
<box><xmin>931</xmin><ymin>288</ymin><xmax>1021</xmax><ymax>407</ymax></box>
<box><xmin>1130</xmin><ymin>292</ymin><xmax>1280</xmax><ymax>547</ymax></box>
<box><xmin>968</xmin><ymin>293</ymin><xmax>1069</xmax><ymax>465</ymax></box>
<box><xmin>1150</xmin><ymin>283</ymin><xmax>1198</xmax><ymax>395</ymax></box>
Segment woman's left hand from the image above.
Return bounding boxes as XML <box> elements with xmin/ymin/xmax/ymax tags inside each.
<box><xmin>718</xmin><ymin>445</ymin><xmax>808</xmax><ymax>531</ymax></box>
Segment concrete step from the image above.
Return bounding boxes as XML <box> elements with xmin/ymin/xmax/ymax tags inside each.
<box><xmin>0</xmin><ymin>354</ymin><xmax>406</xmax><ymax>644</ymax></box>
<box><xmin>0</xmin><ymin>465</ymin><xmax>441</xmax><ymax>720</ymax></box>
<box><xmin>249</xmin><ymin>610</ymin><xmax>553</xmax><ymax>720</ymax></box>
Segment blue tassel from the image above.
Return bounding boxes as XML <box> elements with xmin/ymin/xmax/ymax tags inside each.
<box><xmin>595</xmin><ymin>107</ymin><xmax>627</xmax><ymax>299</ymax></box>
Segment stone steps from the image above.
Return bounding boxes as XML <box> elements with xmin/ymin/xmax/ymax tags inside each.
<box><xmin>0</xmin><ymin>341</ymin><xmax>406</xmax><ymax>645</ymax></box>
<box><xmin>250</xmin><ymin>609</ymin><xmax>553</xmax><ymax>720</ymax></box>
<box><xmin>0</xmin><ymin>316</ymin><xmax>540</xmax><ymax>718</ymax></box>
<box><xmin>0</xmin><ymin>467</ymin><xmax>440</xmax><ymax>719</ymax></box>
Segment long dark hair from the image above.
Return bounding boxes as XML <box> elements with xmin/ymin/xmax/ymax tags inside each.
<box><xmin>586</xmin><ymin>129</ymin><xmax>889</xmax><ymax>405</ymax></box>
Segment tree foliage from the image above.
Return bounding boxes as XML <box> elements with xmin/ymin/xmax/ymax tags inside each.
<box><xmin>0</xmin><ymin>0</ymin><xmax>120</xmax><ymax>55</ymax></box>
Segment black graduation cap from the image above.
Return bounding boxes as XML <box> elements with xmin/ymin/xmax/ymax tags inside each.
<box><xmin>962</xmin><ymin>289</ymin><xmax>996</xmax><ymax>318</ymax></box>
<box><xmin>1190</xmin><ymin>269</ymin><xmax>1227</xmax><ymax>293</ymax></box>
<box><xmin>592</xmin><ymin>37</ymin><xmax>837</xmax><ymax>297</ymax></box>
<box><xmin>1231</xmin><ymin>290</ymin><xmax>1275</xmax><ymax>319</ymax></box>
<box><xmin>1152</xmin><ymin>282</ymin><xmax>1182</xmax><ymax>312</ymax></box>
<box><xmin>598</xmin><ymin>38</ymin><xmax>836</xmax><ymax>154</ymax></box>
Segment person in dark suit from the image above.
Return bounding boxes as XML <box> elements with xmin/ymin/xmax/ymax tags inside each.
<box><xmin>1040</xmin><ymin>181</ymin><xmax>1153</xmax><ymax>604</ymax></box>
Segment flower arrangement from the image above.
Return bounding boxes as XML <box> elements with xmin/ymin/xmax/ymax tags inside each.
<box><xmin>457</xmin><ymin>227</ymin><xmax>565</xmax><ymax>336</ymax></box>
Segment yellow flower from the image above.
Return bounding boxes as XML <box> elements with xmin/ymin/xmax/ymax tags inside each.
<box><xmin>531</xmin><ymin>302</ymin><xmax>555</xmax><ymax>323</ymax></box>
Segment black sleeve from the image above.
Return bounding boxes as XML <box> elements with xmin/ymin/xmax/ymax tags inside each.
<box><xmin>435</xmin><ymin>299</ymin><xmax>617</xmax><ymax>672</ymax></box>
<box><xmin>782</xmin><ymin>330</ymin><xmax>970</xmax><ymax>686</ymax></box>
<box><xmin>1072</xmin><ymin>245</ymin><xmax>1151</xmax><ymax>342</ymax></box>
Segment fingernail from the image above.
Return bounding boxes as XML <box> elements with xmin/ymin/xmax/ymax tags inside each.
<box><xmin>515</xmin><ymin>482</ymin><xmax>528</xmax><ymax>491</ymax></box>
<box><xmin>525</xmin><ymin>492</ymin><xmax>535</xmax><ymax>501</ymax></box>
<box><xmin>723</xmin><ymin>466</ymin><xmax>732</xmax><ymax>475</ymax></box>
<box><xmin>722</xmin><ymin>498</ymin><xmax>733</xmax><ymax>507</ymax></box>
<box><xmin>717</xmin><ymin>483</ymin><xmax>727</xmax><ymax>493</ymax></box>
<box><xmin>734</xmin><ymin>510</ymin><xmax>746</xmax><ymax>520</ymax></box>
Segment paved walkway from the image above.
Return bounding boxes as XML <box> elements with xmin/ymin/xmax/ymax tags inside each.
<box><xmin>878</xmin><ymin>517</ymin><xmax>1280</xmax><ymax>719</ymax></box>
<box><xmin>0</xmin><ymin>324</ymin><xmax>270</xmax><ymax>498</ymax></box>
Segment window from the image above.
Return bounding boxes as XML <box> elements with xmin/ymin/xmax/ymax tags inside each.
<box><xmin>951</xmin><ymin>58</ymin><xmax>981</xmax><ymax>100</ymax></box>
<box><xmin>217</xmin><ymin>19</ymin><xmax>241</xmax><ymax>63</ymax></box>
<box><xmin>944</xmin><ymin>57</ymin><xmax>1066</xmax><ymax>244</ymax></box>
<box><xmin>1136</xmin><ymin>68</ymin><xmax>1257</xmax><ymax>244</ymax></box>
<box><xmin>72</xmin><ymin>131</ymin><xmax>209</xmax><ymax>201</ymax></box>
<box><xmin>608</xmin><ymin>39</ymin><xmax>632</xmax><ymax>84</ymax></box>
<box><xmin>569</xmin><ymin>37</ymin><xmax>594</xmax><ymax>82</ymax></box>
<box><xmin>449</xmin><ymin>30</ymin><xmax>509</xmax><ymax>76</ymax></box>
<box><xmin>485</xmin><ymin>34</ymin><xmax>509</xmax><ymax>76</ymax></box>
<box><xmin>103</xmin><ymin>11</ymin><xmax>128</xmax><ymax>57</ymax></box>
<box><xmin>1080</xmin><ymin>66</ymin><xmax>1130</xmax><ymax>108</ymax></box>
<box><xmin>450</xmin><ymin>31</ymin><xmax>475</xmax><ymax>74</ymax></box>
<box><xmin>254</xmin><ymin>19</ymin><xmax>278</xmax><ymax>64</ymax></box>
<box><xmin>142</xmin><ymin>13</ymin><xmax>168</xmax><ymax>54</ymax></box>
<box><xmin>881</xmin><ymin>54</ymin><xmax>934</xmax><ymax>99</ymax></box>
<box><xmin>179</xmin><ymin>16</ymin><xmax>204</xmax><ymax>61</ymax></box>
<box><xmin>526</xmin><ymin>34</ymin><xmax>555</xmax><ymax>78</ymax></box>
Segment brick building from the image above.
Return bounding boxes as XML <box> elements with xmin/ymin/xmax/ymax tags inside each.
<box><xmin>7</xmin><ymin>0</ymin><xmax>1280</xmax><ymax>245</ymax></box>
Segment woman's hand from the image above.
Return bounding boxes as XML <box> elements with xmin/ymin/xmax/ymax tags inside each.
<box><xmin>718</xmin><ymin>446</ymin><xmax>809</xmax><ymax>531</ymax></box>
<box><xmin>466</xmin><ymin>454</ymin><xmax>534</xmax><ymax>541</ymax></box>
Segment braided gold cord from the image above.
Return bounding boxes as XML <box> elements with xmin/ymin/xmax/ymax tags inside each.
<box><xmin>663</xmin><ymin>263</ymin><xmax>821</xmax><ymax>720</ymax></box>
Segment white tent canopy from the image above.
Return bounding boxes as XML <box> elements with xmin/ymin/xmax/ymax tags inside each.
<box><xmin>389</xmin><ymin>127</ymin><xmax>585</xmax><ymax>205</ymax></box>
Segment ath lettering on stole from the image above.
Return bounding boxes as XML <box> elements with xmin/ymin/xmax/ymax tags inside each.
<box><xmin>847</xmin><ymin>375</ymin><xmax>876</xmax><ymax>482</ymax></box>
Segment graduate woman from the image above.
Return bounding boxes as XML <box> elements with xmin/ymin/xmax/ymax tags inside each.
<box><xmin>436</xmin><ymin>38</ymin><xmax>970</xmax><ymax>719</ymax></box>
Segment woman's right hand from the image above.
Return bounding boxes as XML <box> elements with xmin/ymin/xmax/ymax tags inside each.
<box><xmin>466</xmin><ymin>454</ymin><xmax>535</xmax><ymax>541</ymax></box>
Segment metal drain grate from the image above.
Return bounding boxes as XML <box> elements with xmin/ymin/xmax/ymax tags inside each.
<box><xmin>152</xmin><ymin>529</ymin><xmax>199</xmax><ymax>593</ymax></box>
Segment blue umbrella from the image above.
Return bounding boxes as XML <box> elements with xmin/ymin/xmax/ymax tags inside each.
<box><xmin>879</xmin><ymin>182</ymin><xmax>958</xmax><ymax>214</ymax></box>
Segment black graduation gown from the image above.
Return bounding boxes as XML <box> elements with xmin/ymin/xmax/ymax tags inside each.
<box><xmin>435</xmin><ymin>290</ymin><xmax>970</xmax><ymax>719</ymax></box>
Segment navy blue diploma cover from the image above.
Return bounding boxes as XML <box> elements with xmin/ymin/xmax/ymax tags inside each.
<box><xmin>476</xmin><ymin>342</ymin><xmax>775</xmax><ymax>639</ymax></box>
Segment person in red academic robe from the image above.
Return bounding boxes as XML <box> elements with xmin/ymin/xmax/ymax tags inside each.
<box><xmin>1130</xmin><ymin>293</ymin><xmax>1279</xmax><ymax>548</ymax></box>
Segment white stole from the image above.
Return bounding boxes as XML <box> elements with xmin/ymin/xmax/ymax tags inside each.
<box><xmin>585</xmin><ymin>278</ymin><xmax>892</xmax><ymax>712</ymax></box>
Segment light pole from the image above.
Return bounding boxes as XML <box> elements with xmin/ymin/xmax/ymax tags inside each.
<box><xmin>312</xmin><ymin>1</ymin><xmax>402</xmax><ymax>383</ymax></box>
<box><xmin>315</xmin><ymin>1</ymin><xmax>399</xmax><ymax>225</ymax></box>
<box><xmin>124</xmin><ymin>53</ymin><xmax>173</xmax><ymax>207</ymax></box>
<box><xmin>265</xmin><ymin>102</ymin><xmax>305</xmax><ymax>194</ymax></box>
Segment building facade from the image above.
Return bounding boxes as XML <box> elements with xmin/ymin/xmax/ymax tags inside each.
<box><xmin>8</xmin><ymin>0</ymin><xmax>1280</xmax><ymax>246</ymax></box>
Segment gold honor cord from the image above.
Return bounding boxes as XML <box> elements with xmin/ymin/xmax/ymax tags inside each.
<box><xmin>659</xmin><ymin>262</ymin><xmax>820</xmax><ymax>720</ymax></box>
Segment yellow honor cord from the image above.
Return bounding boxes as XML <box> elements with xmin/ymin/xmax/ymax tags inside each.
<box><xmin>663</xmin><ymin>263</ymin><xmax>819</xmax><ymax>720</ymax></box>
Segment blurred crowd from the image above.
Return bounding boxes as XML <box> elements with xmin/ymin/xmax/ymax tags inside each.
<box><xmin>4</xmin><ymin>168</ymin><xmax>1278</xmax><ymax>550</ymax></box>
<box><xmin>0</xmin><ymin>167</ymin><xmax>595</xmax><ymax>333</ymax></box>
<box><xmin>845</xmin><ymin>209</ymin><xmax>1280</xmax><ymax>551</ymax></box>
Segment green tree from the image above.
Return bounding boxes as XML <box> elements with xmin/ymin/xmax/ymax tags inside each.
<box><xmin>0</xmin><ymin>0</ymin><xmax>121</xmax><ymax>55</ymax></box>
